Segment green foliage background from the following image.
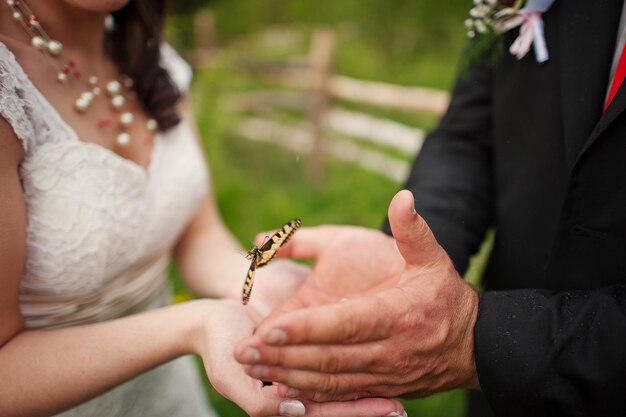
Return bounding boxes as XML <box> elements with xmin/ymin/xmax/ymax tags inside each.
<box><xmin>166</xmin><ymin>1</ymin><xmax>485</xmax><ymax>416</ymax></box>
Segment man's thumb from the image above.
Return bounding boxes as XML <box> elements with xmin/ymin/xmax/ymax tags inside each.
<box><xmin>388</xmin><ymin>189</ymin><xmax>442</xmax><ymax>266</ymax></box>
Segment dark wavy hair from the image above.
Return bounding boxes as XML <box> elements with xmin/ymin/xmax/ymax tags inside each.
<box><xmin>105</xmin><ymin>0</ymin><xmax>181</xmax><ymax>131</ymax></box>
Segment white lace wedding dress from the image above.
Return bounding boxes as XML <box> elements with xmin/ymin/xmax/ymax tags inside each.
<box><xmin>0</xmin><ymin>41</ymin><xmax>218</xmax><ymax>417</ymax></box>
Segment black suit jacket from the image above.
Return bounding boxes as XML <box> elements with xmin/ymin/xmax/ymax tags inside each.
<box><xmin>391</xmin><ymin>1</ymin><xmax>626</xmax><ymax>415</ymax></box>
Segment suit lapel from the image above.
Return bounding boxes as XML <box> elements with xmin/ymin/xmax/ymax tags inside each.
<box><xmin>581</xmin><ymin>77</ymin><xmax>626</xmax><ymax>163</ymax></box>
<box><xmin>558</xmin><ymin>0</ymin><xmax>622</xmax><ymax>169</ymax></box>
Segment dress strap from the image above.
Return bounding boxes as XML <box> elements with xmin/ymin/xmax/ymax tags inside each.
<box><xmin>0</xmin><ymin>42</ymin><xmax>36</xmax><ymax>152</ymax></box>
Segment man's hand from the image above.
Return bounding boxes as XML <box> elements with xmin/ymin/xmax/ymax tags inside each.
<box><xmin>265</xmin><ymin>224</ymin><xmax>405</xmax><ymax>314</ymax></box>
<box><xmin>244</xmin><ymin>212</ymin><xmax>406</xmax><ymax>322</ymax></box>
<box><xmin>235</xmin><ymin>190</ymin><xmax>480</xmax><ymax>401</ymax></box>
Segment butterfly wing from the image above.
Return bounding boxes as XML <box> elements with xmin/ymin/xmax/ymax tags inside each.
<box><xmin>255</xmin><ymin>218</ymin><xmax>302</xmax><ymax>268</ymax></box>
<box><xmin>241</xmin><ymin>218</ymin><xmax>302</xmax><ymax>305</ymax></box>
<box><xmin>242</xmin><ymin>257</ymin><xmax>257</xmax><ymax>305</ymax></box>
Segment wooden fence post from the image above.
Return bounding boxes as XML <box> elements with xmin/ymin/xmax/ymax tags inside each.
<box><xmin>306</xmin><ymin>28</ymin><xmax>336</xmax><ymax>184</ymax></box>
<box><xmin>190</xmin><ymin>8</ymin><xmax>216</xmax><ymax>67</ymax></box>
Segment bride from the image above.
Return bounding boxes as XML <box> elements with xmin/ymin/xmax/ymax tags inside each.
<box><xmin>0</xmin><ymin>0</ymin><xmax>406</xmax><ymax>416</ymax></box>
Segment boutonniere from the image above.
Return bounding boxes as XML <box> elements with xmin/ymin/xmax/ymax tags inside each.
<box><xmin>465</xmin><ymin>0</ymin><xmax>556</xmax><ymax>63</ymax></box>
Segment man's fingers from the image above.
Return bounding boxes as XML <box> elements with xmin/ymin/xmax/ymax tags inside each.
<box><xmin>236</xmin><ymin>339</ymin><xmax>390</xmax><ymax>373</ymax></box>
<box><xmin>254</xmin><ymin>293</ymin><xmax>396</xmax><ymax>345</ymax></box>
<box><xmin>388</xmin><ymin>189</ymin><xmax>442</xmax><ymax>267</ymax></box>
<box><xmin>254</xmin><ymin>226</ymin><xmax>332</xmax><ymax>260</ymax></box>
<box><xmin>243</xmin><ymin>365</ymin><xmax>392</xmax><ymax>401</ymax></box>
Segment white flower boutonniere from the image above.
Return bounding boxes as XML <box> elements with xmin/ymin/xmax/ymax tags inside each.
<box><xmin>465</xmin><ymin>0</ymin><xmax>556</xmax><ymax>63</ymax></box>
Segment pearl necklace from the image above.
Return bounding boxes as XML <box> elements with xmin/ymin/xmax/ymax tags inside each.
<box><xmin>6</xmin><ymin>0</ymin><xmax>158</xmax><ymax>147</ymax></box>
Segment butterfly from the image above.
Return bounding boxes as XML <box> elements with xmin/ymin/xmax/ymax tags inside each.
<box><xmin>242</xmin><ymin>218</ymin><xmax>302</xmax><ymax>305</ymax></box>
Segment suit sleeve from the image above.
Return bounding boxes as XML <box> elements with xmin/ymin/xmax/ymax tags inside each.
<box><xmin>383</xmin><ymin>56</ymin><xmax>495</xmax><ymax>274</ymax></box>
<box><xmin>475</xmin><ymin>286</ymin><xmax>626</xmax><ymax>416</ymax></box>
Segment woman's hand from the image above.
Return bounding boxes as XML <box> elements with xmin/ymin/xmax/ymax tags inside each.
<box><xmin>194</xmin><ymin>299</ymin><xmax>406</xmax><ymax>417</ymax></box>
<box><xmin>242</xmin><ymin>259</ymin><xmax>309</xmax><ymax>320</ymax></box>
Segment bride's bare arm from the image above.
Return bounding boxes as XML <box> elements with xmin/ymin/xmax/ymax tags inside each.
<box><xmin>173</xmin><ymin>99</ymin><xmax>307</xmax><ymax>311</ymax></box>
<box><xmin>0</xmin><ymin>302</ymin><xmax>211</xmax><ymax>417</ymax></box>
<box><xmin>173</xmin><ymin>192</ymin><xmax>251</xmax><ymax>300</ymax></box>
<box><xmin>0</xmin><ymin>119</ymin><xmax>26</xmax><ymax>346</ymax></box>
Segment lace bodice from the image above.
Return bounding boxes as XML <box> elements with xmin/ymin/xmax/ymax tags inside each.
<box><xmin>0</xmin><ymin>42</ymin><xmax>208</xmax><ymax>299</ymax></box>
<box><xmin>0</xmin><ymin>42</ymin><xmax>216</xmax><ymax>416</ymax></box>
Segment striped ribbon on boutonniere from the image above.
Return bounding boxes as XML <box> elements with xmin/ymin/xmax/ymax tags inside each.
<box><xmin>465</xmin><ymin>0</ymin><xmax>556</xmax><ymax>63</ymax></box>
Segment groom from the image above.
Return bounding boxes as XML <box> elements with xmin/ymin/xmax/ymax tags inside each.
<box><xmin>236</xmin><ymin>1</ymin><xmax>626</xmax><ymax>416</ymax></box>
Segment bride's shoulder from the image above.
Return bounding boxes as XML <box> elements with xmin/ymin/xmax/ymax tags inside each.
<box><xmin>0</xmin><ymin>40</ymin><xmax>36</xmax><ymax>154</ymax></box>
<box><xmin>0</xmin><ymin>115</ymin><xmax>24</xmax><ymax>166</ymax></box>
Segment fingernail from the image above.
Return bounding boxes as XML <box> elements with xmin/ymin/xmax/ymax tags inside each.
<box><xmin>279</xmin><ymin>399</ymin><xmax>306</xmax><ymax>417</ymax></box>
<box><xmin>240</xmin><ymin>347</ymin><xmax>260</xmax><ymax>364</ymax></box>
<box><xmin>285</xmin><ymin>387</ymin><xmax>300</xmax><ymax>398</ymax></box>
<box><xmin>265</xmin><ymin>328</ymin><xmax>288</xmax><ymax>345</ymax></box>
<box><xmin>251</xmin><ymin>365</ymin><xmax>269</xmax><ymax>378</ymax></box>
<box><xmin>384</xmin><ymin>412</ymin><xmax>408</xmax><ymax>417</ymax></box>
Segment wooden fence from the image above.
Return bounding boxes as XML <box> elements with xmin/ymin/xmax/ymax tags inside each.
<box><xmin>188</xmin><ymin>13</ymin><xmax>450</xmax><ymax>184</ymax></box>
